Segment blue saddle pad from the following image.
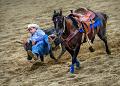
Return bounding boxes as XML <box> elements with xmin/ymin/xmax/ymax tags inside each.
<box><xmin>90</xmin><ymin>18</ymin><xmax>102</xmax><ymax>29</ymax></box>
<box><xmin>79</xmin><ymin>18</ymin><xmax>102</xmax><ymax>33</ymax></box>
<box><xmin>79</xmin><ymin>28</ymin><xmax>84</xmax><ymax>32</ymax></box>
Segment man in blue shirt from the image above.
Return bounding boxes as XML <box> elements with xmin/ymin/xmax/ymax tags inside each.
<box><xmin>23</xmin><ymin>24</ymin><xmax>56</xmax><ymax>62</ymax></box>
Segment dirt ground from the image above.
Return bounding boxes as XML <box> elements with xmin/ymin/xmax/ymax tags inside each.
<box><xmin>0</xmin><ymin>0</ymin><xmax>120</xmax><ymax>86</ymax></box>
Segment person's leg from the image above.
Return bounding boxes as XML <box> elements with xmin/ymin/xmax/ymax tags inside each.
<box><xmin>27</xmin><ymin>50</ymin><xmax>38</xmax><ymax>60</ymax></box>
<box><xmin>27</xmin><ymin>54</ymin><xmax>32</xmax><ymax>60</ymax></box>
<box><xmin>27</xmin><ymin>44</ymin><xmax>39</xmax><ymax>61</ymax></box>
<box><xmin>40</xmin><ymin>55</ymin><xmax>44</xmax><ymax>62</ymax></box>
<box><xmin>24</xmin><ymin>41</ymin><xmax>33</xmax><ymax>61</ymax></box>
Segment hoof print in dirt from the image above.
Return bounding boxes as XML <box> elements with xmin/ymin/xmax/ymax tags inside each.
<box><xmin>89</xmin><ymin>46</ymin><xmax>95</xmax><ymax>52</ymax></box>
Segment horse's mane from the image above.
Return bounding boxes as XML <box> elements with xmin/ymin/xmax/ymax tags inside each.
<box><xmin>67</xmin><ymin>15</ymin><xmax>79</xmax><ymax>29</ymax></box>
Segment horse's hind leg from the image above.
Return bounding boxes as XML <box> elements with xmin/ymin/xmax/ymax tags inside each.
<box><xmin>97</xmin><ymin>32</ymin><xmax>111</xmax><ymax>54</ymax></box>
<box><xmin>91</xmin><ymin>36</ymin><xmax>95</xmax><ymax>43</ymax></box>
<box><xmin>86</xmin><ymin>34</ymin><xmax>95</xmax><ymax>52</ymax></box>
<box><xmin>40</xmin><ymin>55</ymin><xmax>44</xmax><ymax>62</ymax></box>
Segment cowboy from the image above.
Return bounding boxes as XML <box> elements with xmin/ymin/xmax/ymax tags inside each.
<box><xmin>23</xmin><ymin>24</ymin><xmax>52</xmax><ymax>62</ymax></box>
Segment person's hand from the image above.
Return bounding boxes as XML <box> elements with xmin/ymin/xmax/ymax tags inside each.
<box><xmin>32</xmin><ymin>41</ymin><xmax>36</xmax><ymax>45</ymax></box>
<box><xmin>21</xmin><ymin>38</ymin><xmax>27</xmax><ymax>44</ymax></box>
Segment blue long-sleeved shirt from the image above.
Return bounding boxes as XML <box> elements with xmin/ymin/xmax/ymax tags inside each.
<box><xmin>29</xmin><ymin>28</ymin><xmax>45</xmax><ymax>43</ymax></box>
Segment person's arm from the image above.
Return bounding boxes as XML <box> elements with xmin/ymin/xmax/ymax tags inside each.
<box><xmin>30</xmin><ymin>35</ymin><xmax>41</xmax><ymax>45</ymax></box>
<box><xmin>21</xmin><ymin>38</ymin><xmax>27</xmax><ymax>44</ymax></box>
<box><xmin>30</xmin><ymin>29</ymin><xmax>45</xmax><ymax>45</ymax></box>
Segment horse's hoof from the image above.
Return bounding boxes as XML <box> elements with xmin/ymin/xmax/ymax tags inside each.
<box><xmin>76</xmin><ymin>61</ymin><xmax>80</xmax><ymax>68</ymax></box>
<box><xmin>89</xmin><ymin>46</ymin><xmax>95</xmax><ymax>52</ymax></box>
<box><xmin>107</xmin><ymin>50</ymin><xmax>111</xmax><ymax>55</ymax></box>
<box><xmin>54</xmin><ymin>59</ymin><xmax>58</xmax><ymax>64</ymax></box>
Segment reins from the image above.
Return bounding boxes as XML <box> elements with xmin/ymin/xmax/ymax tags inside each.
<box><xmin>62</xmin><ymin>16</ymin><xmax>66</xmax><ymax>33</ymax></box>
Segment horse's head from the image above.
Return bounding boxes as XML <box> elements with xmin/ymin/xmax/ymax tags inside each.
<box><xmin>52</xmin><ymin>9</ymin><xmax>64</xmax><ymax>36</ymax></box>
<box><xmin>52</xmin><ymin>9</ymin><xmax>80</xmax><ymax>38</ymax></box>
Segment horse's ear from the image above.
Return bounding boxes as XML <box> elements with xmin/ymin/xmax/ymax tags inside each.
<box><xmin>70</xmin><ymin>10</ymin><xmax>73</xmax><ymax>13</ymax></box>
<box><xmin>60</xmin><ymin>8</ymin><xmax>62</xmax><ymax>16</ymax></box>
<box><xmin>54</xmin><ymin>10</ymin><xmax>56</xmax><ymax>14</ymax></box>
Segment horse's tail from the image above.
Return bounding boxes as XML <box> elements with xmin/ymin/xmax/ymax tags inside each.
<box><xmin>102</xmin><ymin>13</ymin><xmax>109</xmax><ymax>23</ymax></box>
<box><xmin>98</xmin><ymin>12</ymin><xmax>109</xmax><ymax>28</ymax></box>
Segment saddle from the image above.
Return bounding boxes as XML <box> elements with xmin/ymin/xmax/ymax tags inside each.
<box><xmin>70</xmin><ymin>16</ymin><xmax>94</xmax><ymax>34</ymax></box>
<box><xmin>69</xmin><ymin>13</ymin><xmax>95</xmax><ymax>34</ymax></box>
<box><xmin>68</xmin><ymin>15</ymin><xmax>95</xmax><ymax>42</ymax></box>
<box><xmin>80</xmin><ymin>10</ymin><xmax>96</xmax><ymax>33</ymax></box>
<box><xmin>81</xmin><ymin>21</ymin><xmax>94</xmax><ymax>33</ymax></box>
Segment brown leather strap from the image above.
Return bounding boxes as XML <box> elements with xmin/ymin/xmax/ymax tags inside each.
<box><xmin>61</xmin><ymin>30</ymin><xmax>79</xmax><ymax>50</ymax></box>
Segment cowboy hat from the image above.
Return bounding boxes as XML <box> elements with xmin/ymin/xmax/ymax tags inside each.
<box><xmin>27</xmin><ymin>24</ymin><xmax>39</xmax><ymax>29</ymax></box>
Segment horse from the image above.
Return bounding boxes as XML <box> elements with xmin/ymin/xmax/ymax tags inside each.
<box><xmin>52</xmin><ymin>9</ymin><xmax>111</xmax><ymax>73</ymax></box>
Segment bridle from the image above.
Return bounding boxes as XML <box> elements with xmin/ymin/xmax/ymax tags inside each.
<box><xmin>53</xmin><ymin>14</ymin><xmax>65</xmax><ymax>37</ymax></box>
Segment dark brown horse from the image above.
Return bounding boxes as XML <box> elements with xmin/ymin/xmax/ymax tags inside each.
<box><xmin>52</xmin><ymin>9</ymin><xmax>111</xmax><ymax>73</ymax></box>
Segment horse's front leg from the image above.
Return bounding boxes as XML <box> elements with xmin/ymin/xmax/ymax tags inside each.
<box><xmin>57</xmin><ymin>43</ymin><xmax>66</xmax><ymax>60</ymax></box>
<box><xmin>74</xmin><ymin>45</ymin><xmax>81</xmax><ymax>69</ymax></box>
<box><xmin>68</xmin><ymin>44</ymin><xmax>81</xmax><ymax>73</ymax></box>
<box><xmin>49</xmin><ymin>47</ymin><xmax>57</xmax><ymax>62</ymax></box>
<box><xmin>70</xmin><ymin>56</ymin><xmax>80</xmax><ymax>73</ymax></box>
